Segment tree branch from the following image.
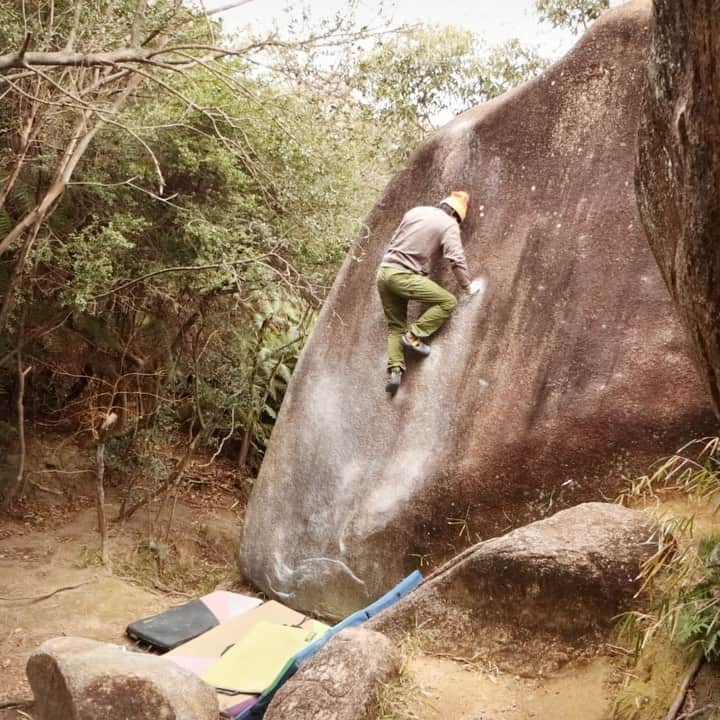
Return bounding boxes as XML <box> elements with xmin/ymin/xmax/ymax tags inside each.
<box><xmin>91</xmin><ymin>254</ymin><xmax>274</xmax><ymax>299</ymax></box>
<box><xmin>0</xmin><ymin>100</ymin><xmax>41</xmax><ymax>208</ymax></box>
<box><xmin>0</xmin><ymin>23</ymin><xmax>372</xmax><ymax>72</ymax></box>
<box><xmin>1</xmin><ymin>47</ymin><xmax>158</xmax><ymax>71</ymax></box>
<box><xmin>17</xmin><ymin>32</ymin><xmax>32</xmax><ymax>63</ymax></box>
<box><xmin>0</xmin><ymin>74</ymin><xmax>142</xmax><ymax>258</ymax></box>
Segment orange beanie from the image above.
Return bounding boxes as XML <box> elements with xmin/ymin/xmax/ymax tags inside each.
<box><xmin>440</xmin><ymin>190</ymin><xmax>470</xmax><ymax>221</ymax></box>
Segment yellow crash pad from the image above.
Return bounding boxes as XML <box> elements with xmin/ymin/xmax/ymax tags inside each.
<box><xmin>201</xmin><ymin>621</ymin><xmax>324</xmax><ymax>694</ymax></box>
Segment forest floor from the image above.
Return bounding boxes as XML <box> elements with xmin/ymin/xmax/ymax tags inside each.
<box><xmin>0</xmin><ymin>438</ymin><xmax>250</xmax><ymax>718</ymax></box>
<box><xmin>0</xmin><ymin>485</ymin><xmax>623</xmax><ymax>720</ymax></box>
<box><xmin>0</xmin><ymin>477</ymin><xmax>624</xmax><ymax>720</ymax></box>
<box><xmin>377</xmin><ymin>493</ymin><xmax>718</xmax><ymax>720</ymax></box>
<box><xmin>381</xmin><ymin>652</ymin><xmax>618</xmax><ymax>720</ymax></box>
<box><xmin>0</xmin><ymin>441</ymin><xmax>711</xmax><ymax>720</ymax></box>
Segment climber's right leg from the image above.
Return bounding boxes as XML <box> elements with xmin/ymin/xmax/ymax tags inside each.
<box><xmin>381</xmin><ymin>270</ymin><xmax>457</xmax><ymax>354</ymax></box>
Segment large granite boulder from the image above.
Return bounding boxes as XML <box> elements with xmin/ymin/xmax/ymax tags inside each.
<box><xmin>635</xmin><ymin>0</ymin><xmax>720</xmax><ymax>416</ymax></box>
<box><xmin>26</xmin><ymin>637</ymin><xmax>218</xmax><ymax>720</ymax></box>
<box><xmin>265</xmin><ymin>628</ymin><xmax>400</xmax><ymax>720</ymax></box>
<box><xmin>368</xmin><ymin>502</ymin><xmax>655</xmax><ymax>674</ymax></box>
<box><xmin>241</xmin><ymin>0</ymin><xmax>715</xmax><ymax>619</ymax></box>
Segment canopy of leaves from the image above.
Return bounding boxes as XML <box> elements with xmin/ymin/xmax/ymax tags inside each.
<box><xmin>535</xmin><ymin>0</ymin><xmax>610</xmax><ymax>34</ymax></box>
<box><xmin>354</xmin><ymin>28</ymin><xmax>547</xmax><ymax>158</ymax></box>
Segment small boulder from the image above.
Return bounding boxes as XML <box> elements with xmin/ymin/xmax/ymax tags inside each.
<box><xmin>27</xmin><ymin>637</ymin><xmax>219</xmax><ymax>720</ymax></box>
<box><xmin>265</xmin><ymin>628</ymin><xmax>400</xmax><ymax>720</ymax></box>
<box><xmin>369</xmin><ymin>502</ymin><xmax>656</xmax><ymax>673</ymax></box>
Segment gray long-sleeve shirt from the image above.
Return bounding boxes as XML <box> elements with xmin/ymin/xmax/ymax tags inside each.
<box><xmin>380</xmin><ymin>206</ymin><xmax>471</xmax><ymax>290</ymax></box>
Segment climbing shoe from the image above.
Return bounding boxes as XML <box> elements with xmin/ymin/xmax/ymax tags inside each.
<box><xmin>401</xmin><ymin>332</ymin><xmax>431</xmax><ymax>356</ymax></box>
<box><xmin>385</xmin><ymin>368</ymin><xmax>402</xmax><ymax>396</ymax></box>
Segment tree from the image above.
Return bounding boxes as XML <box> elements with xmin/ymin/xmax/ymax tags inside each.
<box><xmin>0</xmin><ymin>0</ymin><xmax>374</xmax><ymax>327</ymax></box>
<box><xmin>535</xmin><ymin>0</ymin><xmax>610</xmax><ymax>34</ymax></box>
<box><xmin>481</xmin><ymin>39</ymin><xmax>549</xmax><ymax>99</ymax></box>
<box><xmin>0</xmin><ymin>0</ymin><xmax>381</xmax><ymax>514</ymax></box>
<box><xmin>354</xmin><ymin>27</ymin><xmax>547</xmax><ymax>160</ymax></box>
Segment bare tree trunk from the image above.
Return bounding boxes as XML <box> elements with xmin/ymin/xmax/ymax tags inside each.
<box><xmin>0</xmin><ymin>75</ymin><xmax>143</xmax><ymax>334</ymax></box>
<box><xmin>2</xmin><ymin>351</ymin><xmax>32</xmax><ymax>512</ymax></box>
<box><xmin>0</xmin><ymin>110</ymin><xmax>89</xmax><ymax>259</ymax></box>
<box><xmin>95</xmin><ymin>441</ymin><xmax>110</xmax><ymax>567</ymax></box>
<box><xmin>0</xmin><ymin>221</ymin><xmax>40</xmax><ymax>334</ymax></box>
<box><xmin>0</xmin><ymin>74</ymin><xmax>142</xmax><ymax>260</ymax></box>
<box><xmin>163</xmin><ymin>482</ymin><xmax>181</xmax><ymax>544</ymax></box>
<box><xmin>118</xmin><ymin>472</ymin><xmax>138</xmax><ymax>520</ymax></box>
<box><xmin>94</xmin><ymin>411</ymin><xmax>118</xmax><ymax>568</ymax></box>
<box><xmin>238</xmin><ymin>317</ymin><xmax>270</xmax><ymax>469</ymax></box>
<box><xmin>0</xmin><ymin>102</ymin><xmax>41</xmax><ymax>209</ymax></box>
<box><xmin>238</xmin><ymin>419</ymin><xmax>254</xmax><ymax>471</ymax></box>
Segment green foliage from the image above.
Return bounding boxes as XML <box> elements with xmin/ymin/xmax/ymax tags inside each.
<box><xmin>482</xmin><ymin>40</ymin><xmax>548</xmax><ymax>98</ymax></box>
<box><xmin>618</xmin><ymin>438</ymin><xmax>720</xmax><ymax>661</ymax></box>
<box><xmin>535</xmin><ymin>0</ymin><xmax>610</xmax><ymax>34</ymax></box>
<box><xmin>56</xmin><ymin>216</ymin><xmax>142</xmax><ymax>309</ymax></box>
<box><xmin>354</xmin><ymin>27</ymin><xmax>547</xmax><ymax>159</ymax></box>
<box><xmin>245</xmin><ymin>298</ymin><xmax>314</xmax><ymax>451</ymax></box>
<box><xmin>674</xmin><ymin>544</ymin><xmax>720</xmax><ymax>656</ymax></box>
<box><xmin>356</xmin><ymin>27</ymin><xmax>477</xmax><ymax>128</ymax></box>
<box><xmin>2</xmin><ymin>0</ymin><xmax>389</xmax><ymax>462</ymax></box>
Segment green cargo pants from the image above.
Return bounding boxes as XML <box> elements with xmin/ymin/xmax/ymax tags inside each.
<box><xmin>376</xmin><ymin>266</ymin><xmax>458</xmax><ymax>371</ymax></box>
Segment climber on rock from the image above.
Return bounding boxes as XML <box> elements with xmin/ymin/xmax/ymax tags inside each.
<box><xmin>377</xmin><ymin>190</ymin><xmax>484</xmax><ymax>396</ymax></box>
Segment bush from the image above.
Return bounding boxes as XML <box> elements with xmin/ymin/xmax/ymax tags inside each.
<box><xmin>618</xmin><ymin>437</ymin><xmax>720</xmax><ymax>660</ymax></box>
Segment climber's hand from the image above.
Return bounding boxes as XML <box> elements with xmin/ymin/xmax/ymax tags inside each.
<box><xmin>469</xmin><ymin>278</ymin><xmax>485</xmax><ymax>295</ymax></box>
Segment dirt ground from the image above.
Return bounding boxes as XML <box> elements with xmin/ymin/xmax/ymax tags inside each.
<box><xmin>0</xmin><ymin>458</ymin><xmax>712</xmax><ymax>720</ymax></box>
<box><xmin>0</xmin><ymin>477</ymin><xmax>249</xmax><ymax>719</ymax></box>
<box><xmin>397</xmin><ymin>653</ymin><xmax>616</xmax><ymax>720</ymax></box>
<box><xmin>0</xmin><ymin>486</ymin><xmax>625</xmax><ymax>720</ymax></box>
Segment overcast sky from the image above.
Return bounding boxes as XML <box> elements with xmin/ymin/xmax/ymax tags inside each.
<box><xmin>206</xmin><ymin>0</ymin><xmax>628</xmax><ymax>58</ymax></box>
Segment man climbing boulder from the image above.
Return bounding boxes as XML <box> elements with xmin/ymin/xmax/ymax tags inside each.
<box><xmin>240</xmin><ymin>2</ymin><xmax>718</xmax><ymax>619</ymax></box>
<box><xmin>376</xmin><ymin>190</ymin><xmax>483</xmax><ymax>395</ymax></box>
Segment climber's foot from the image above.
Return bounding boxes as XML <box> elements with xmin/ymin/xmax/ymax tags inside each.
<box><xmin>385</xmin><ymin>367</ymin><xmax>402</xmax><ymax>396</ymax></box>
<box><xmin>401</xmin><ymin>332</ymin><xmax>431</xmax><ymax>356</ymax></box>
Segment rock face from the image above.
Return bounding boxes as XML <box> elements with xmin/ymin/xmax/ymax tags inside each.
<box><xmin>368</xmin><ymin>503</ymin><xmax>655</xmax><ymax>673</ymax></box>
<box><xmin>27</xmin><ymin>637</ymin><xmax>219</xmax><ymax>720</ymax></box>
<box><xmin>265</xmin><ymin>628</ymin><xmax>400</xmax><ymax>720</ymax></box>
<box><xmin>635</xmin><ymin>0</ymin><xmax>720</xmax><ymax>416</ymax></box>
<box><xmin>241</xmin><ymin>0</ymin><xmax>716</xmax><ymax>619</ymax></box>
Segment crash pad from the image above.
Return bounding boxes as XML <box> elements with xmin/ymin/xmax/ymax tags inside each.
<box><xmin>230</xmin><ymin>571</ymin><xmax>423</xmax><ymax>719</ymax></box>
<box><xmin>166</xmin><ymin>600</ymin><xmax>318</xmax><ymax>715</ymax></box>
<box><xmin>220</xmin><ymin>697</ymin><xmax>258</xmax><ymax>718</ymax></box>
<box><xmin>309</xmin><ymin>569</ymin><xmax>423</xmax><ymax>642</ymax></box>
<box><xmin>126</xmin><ymin>591</ymin><xmax>262</xmax><ymax>651</ymax></box>
<box><xmin>202</xmin><ymin>622</ymin><xmax>326</xmax><ymax>694</ymax></box>
<box><xmin>166</xmin><ymin>600</ymin><xmax>307</xmax><ymax>660</ymax></box>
